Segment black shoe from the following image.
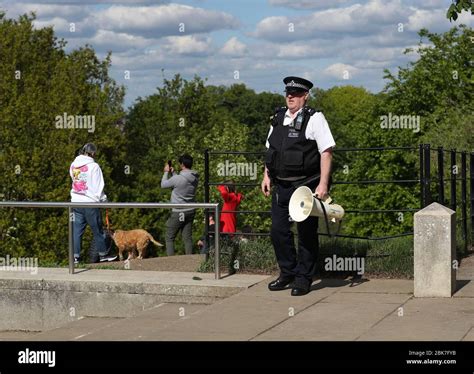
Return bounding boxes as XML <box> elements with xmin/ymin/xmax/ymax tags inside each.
<box><xmin>290</xmin><ymin>278</ymin><xmax>311</xmax><ymax>296</ymax></box>
<box><xmin>99</xmin><ymin>254</ymin><xmax>118</xmax><ymax>262</ymax></box>
<box><xmin>268</xmin><ymin>277</ymin><xmax>294</xmax><ymax>291</ymax></box>
<box><xmin>291</xmin><ymin>286</ymin><xmax>310</xmax><ymax>296</ymax></box>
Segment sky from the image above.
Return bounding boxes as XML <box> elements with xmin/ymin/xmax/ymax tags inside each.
<box><xmin>0</xmin><ymin>0</ymin><xmax>472</xmax><ymax>109</ymax></box>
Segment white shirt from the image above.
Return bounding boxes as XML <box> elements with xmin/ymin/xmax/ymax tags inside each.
<box><xmin>265</xmin><ymin>108</ymin><xmax>335</xmax><ymax>153</ymax></box>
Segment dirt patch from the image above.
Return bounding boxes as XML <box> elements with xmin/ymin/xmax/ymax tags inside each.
<box><xmin>459</xmin><ymin>251</ymin><xmax>474</xmax><ymax>267</ymax></box>
<box><xmin>85</xmin><ymin>254</ymin><xmax>206</xmax><ymax>272</ymax></box>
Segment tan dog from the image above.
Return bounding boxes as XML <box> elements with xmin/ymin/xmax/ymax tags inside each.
<box><xmin>112</xmin><ymin>229</ymin><xmax>164</xmax><ymax>261</ymax></box>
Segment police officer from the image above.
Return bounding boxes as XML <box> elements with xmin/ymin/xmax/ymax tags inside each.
<box><xmin>261</xmin><ymin>76</ymin><xmax>335</xmax><ymax>296</ymax></box>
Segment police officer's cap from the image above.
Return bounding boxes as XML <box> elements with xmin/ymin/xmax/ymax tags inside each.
<box><xmin>283</xmin><ymin>76</ymin><xmax>313</xmax><ymax>93</ymax></box>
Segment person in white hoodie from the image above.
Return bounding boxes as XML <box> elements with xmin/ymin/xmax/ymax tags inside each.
<box><xmin>70</xmin><ymin>143</ymin><xmax>117</xmax><ymax>264</ymax></box>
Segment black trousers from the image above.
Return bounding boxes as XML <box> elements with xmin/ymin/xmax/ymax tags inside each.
<box><xmin>271</xmin><ymin>180</ymin><xmax>319</xmax><ymax>285</ymax></box>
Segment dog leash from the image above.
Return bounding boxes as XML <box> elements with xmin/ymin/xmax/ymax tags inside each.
<box><xmin>105</xmin><ymin>209</ymin><xmax>110</xmax><ymax>232</ymax></box>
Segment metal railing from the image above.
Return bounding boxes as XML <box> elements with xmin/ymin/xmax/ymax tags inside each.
<box><xmin>0</xmin><ymin>201</ymin><xmax>222</xmax><ymax>279</ymax></box>
<box><xmin>204</xmin><ymin>147</ymin><xmax>422</xmax><ymax>242</ymax></box>
<box><xmin>204</xmin><ymin>146</ymin><xmax>474</xmax><ymax>246</ymax></box>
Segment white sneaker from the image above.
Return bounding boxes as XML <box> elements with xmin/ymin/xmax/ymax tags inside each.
<box><xmin>99</xmin><ymin>254</ymin><xmax>118</xmax><ymax>262</ymax></box>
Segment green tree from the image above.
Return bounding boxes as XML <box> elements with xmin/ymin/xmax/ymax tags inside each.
<box><xmin>0</xmin><ymin>13</ymin><xmax>125</xmax><ymax>262</ymax></box>
<box><xmin>218</xmin><ymin>84</ymin><xmax>283</xmax><ymax>151</ymax></box>
<box><xmin>383</xmin><ymin>25</ymin><xmax>473</xmax><ymax>151</ymax></box>
<box><xmin>447</xmin><ymin>0</ymin><xmax>473</xmax><ymax>21</ymax></box>
<box><xmin>118</xmin><ymin>75</ymin><xmax>256</xmax><ymax>252</ymax></box>
<box><xmin>310</xmin><ymin>86</ymin><xmax>418</xmax><ymax>237</ymax></box>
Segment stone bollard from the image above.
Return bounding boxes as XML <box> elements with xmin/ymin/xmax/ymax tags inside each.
<box><xmin>414</xmin><ymin>202</ymin><xmax>456</xmax><ymax>297</ymax></box>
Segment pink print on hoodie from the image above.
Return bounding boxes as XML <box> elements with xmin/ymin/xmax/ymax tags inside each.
<box><xmin>71</xmin><ymin>165</ymin><xmax>89</xmax><ymax>193</ymax></box>
<box><xmin>69</xmin><ymin>155</ymin><xmax>107</xmax><ymax>203</ymax></box>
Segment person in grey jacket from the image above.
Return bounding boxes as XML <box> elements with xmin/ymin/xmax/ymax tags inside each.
<box><xmin>161</xmin><ymin>154</ymin><xmax>199</xmax><ymax>256</ymax></box>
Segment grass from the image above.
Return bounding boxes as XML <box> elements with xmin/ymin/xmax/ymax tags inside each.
<box><xmin>197</xmin><ymin>237</ymin><xmax>278</xmax><ymax>274</ymax></box>
<box><xmin>84</xmin><ymin>264</ymin><xmax>118</xmax><ymax>270</ymax></box>
<box><xmin>354</xmin><ymin>237</ymin><xmax>414</xmax><ymax>278</ymax></box>
<box><xmin>198</xmin><ymin>222</ymin><xmax>473</xmax><ymax>279</ymax></box>
<box><xmin>198</xmin><ymin>235</ymin><xmax>412</xmax><ymax>278</ymax></box>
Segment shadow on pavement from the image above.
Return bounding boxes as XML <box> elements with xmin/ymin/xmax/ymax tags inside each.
<box><xmin>310</xmin><ymin>276</ymin><xmax>369</xmax><ymax>291</ymax></box>
<box><xmin>455</xmin><ymin>279</ymin><xmax>471</xmax><ymax>293</ymax></box>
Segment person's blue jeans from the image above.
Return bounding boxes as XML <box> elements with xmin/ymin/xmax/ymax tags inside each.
<box><xmin>72</xmin><ymin>208</ymin><xmax>107</xmax><ymax>258</ymax></box>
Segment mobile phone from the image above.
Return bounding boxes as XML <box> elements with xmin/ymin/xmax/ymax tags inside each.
<box><xmin>168</xmin><ymin>160</ymin><xmax>172</xmax><ymax>167</ymax></box>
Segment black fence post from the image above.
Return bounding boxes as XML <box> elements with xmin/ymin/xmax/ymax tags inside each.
<box><xmin>450</xmin><ymin>149</ymin><xmax>457</xmax><ymax>212</ymax></box>
<box><xmin>461</xmin><ymin>152</ymin><xmax>467</xmax><ymax>248</ymax></box>
<box><xmin>470</xmin><ymin>152</ymin><xmax>474</xmax><ymax>247</ymax></box>
<box><xmin>204</xmin><ymin>149</ymin><xmax>210</xmax><ymax>243</ymax></box>
<box><xmin>419</xmin><ymin>144</ymin><xmax>425</xmax><ymax>208</ymax></box>
<box><xmin>437</xmin><ymin>147</ymin><xmax>444</xmax><ymax>205</ymax></box>
<box><xmin>423</xmin><ymin>144</ymin><xmax>431</xmax><ymax>206</ymax></box>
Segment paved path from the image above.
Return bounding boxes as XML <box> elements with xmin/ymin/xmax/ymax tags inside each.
<box><xmin>1</xmin><ymin>253</ymin><xmax>473</xmax><ymax>341</ymax></box>
<box><xmin>5</xmin><ymin>275</ymin><xmax>472</xmax><ymax>341</ymax></box>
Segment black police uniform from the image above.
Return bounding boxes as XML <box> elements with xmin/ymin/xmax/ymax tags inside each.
<box><xmin>265</xmin><ymin>76</ymin><xmax>325</xmax><ymax>296</ymax></box>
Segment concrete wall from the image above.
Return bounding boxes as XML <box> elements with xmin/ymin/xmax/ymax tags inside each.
<box><xmin>0</xmin><ymin>278</ymin><xmax>240</xmax><ymax>331</ymax></box>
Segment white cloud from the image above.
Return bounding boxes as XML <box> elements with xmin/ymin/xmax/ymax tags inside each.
<box><xmin>407</xmin><ymin>8</ymin><xmax>474</xmax><ymax>32</ymax></box>
<box><xmin>84</xmin><ymin>4</ymin><xmax>239</xmax><ymax>38</ymax></box>
<box><xmin>268</xmin><ymin>0</ymin><xmax>354</xmax><ymax>10</ymax></box>
<box><xmin>323</xmin><ymin>63</ymin><xmax>360</xmax><ymax>80</ymax></box>
<box><xmin>30</xmin><ymin>16</ymin><xmax>96</xmax><ymax>38</ymax></box>
<box><xmin>8</xmin><ymin>0</ymin><xmax>168</xmax><ymax>3</ymax></box>
<box><xmin>404</xmin><ymin>0</ymin><xmax>448</xmax><ymax>9</ymax></box>
<box><xmin>253</xmin><ymin>16</ymin><xmax>296</xmax><ymax>42</ymax></box>
<box><xmin>2</xmin><ymin>2</ymin><xmax>89</xmax><ymax>20</ymax></box>
<box><xmin>353</xmin><ymin>58</ymin><xmax>402</xmax><ymax>69</ymax></box>
<box><xmin>163</xmin><ymin>35</ymin><xmax>213</xmax><ymax>56</ymax></box>
<box><xmin>220</xmin><ymin>37</ymin><xmax>248</xmax><ymax>57</ymax></box>
<box><xmin>255</xmin><ymin>0</ymin><xmax>411</xmax><ymax>41</ymax></box>
<box><xmin>342</xmin><ymin>44</ymin><xmax>408</xmax><ymax>63</ymax></box>
<box><xmin>275</xmin><ymin>43</ymin><xmax>333</xmax><ymax>58</ymax></box>
<box><xmin>33</xmin><ymin>17</ymin><xmax>73</xmax><ymax>33</ymax></box>
<box><xmin>88</xmin><ymin>29</ymin><xmax>154</xmax><ymax>52</ymax></box>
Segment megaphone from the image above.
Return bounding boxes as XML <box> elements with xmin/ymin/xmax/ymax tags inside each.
<box><xmin>289</xmin><ymin>186</ymin><xmax>344</xmax><ymax>223</ymax></box>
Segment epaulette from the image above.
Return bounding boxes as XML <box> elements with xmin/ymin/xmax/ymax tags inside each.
<box><xmin>270</xmin><ymin>106</ymin><xmax>287</xmax><ymax>123</ymax></box>
<box><xmin>303</xmin><ymin>106</ymin><xmax>317</xmax><ymax>116</ymax></box>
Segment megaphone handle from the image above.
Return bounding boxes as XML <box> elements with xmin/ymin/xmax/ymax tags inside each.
<box><xmin>315</xmin><ymin>197</ymin><xmax>332</xmax><ymax>237</ymax></box>
<box><xmin>313</xmin><ymin>193</ymin><xmax>332</xmax><ymax>204</ymax></box>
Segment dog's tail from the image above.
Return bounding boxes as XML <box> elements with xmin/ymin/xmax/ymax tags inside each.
<box><xmin>148</xmin><ymin>234</ymin><xmax>164</xmax><ymax>247</ymax></box>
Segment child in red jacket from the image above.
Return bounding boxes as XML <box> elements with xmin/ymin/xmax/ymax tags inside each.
<box><xmin>217</xmin><ymin>181</ymin><xmax>243</xmax><ymax>234</ymax></box>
